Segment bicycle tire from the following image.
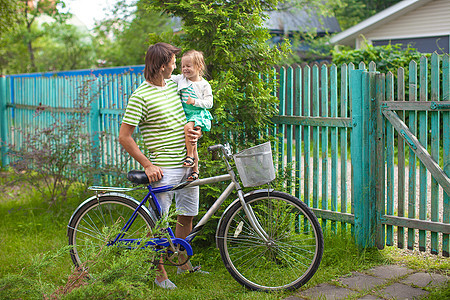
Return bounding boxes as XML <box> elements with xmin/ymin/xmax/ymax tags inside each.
<box><xmin>67</xmin><ymin>194</ymin><xmax>155</xmax><ymax>271</ymax></box>
<box><xmin>217</xmin><ymin>190</ymin><xmax>324</xmax><ymax>291</ymax></box>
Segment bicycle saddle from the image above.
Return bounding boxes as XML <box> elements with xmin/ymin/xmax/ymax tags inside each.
<box><xmin>127</xmin><ymin>170</ymin><xmax>149</xmax><ymax>184</ymax></box>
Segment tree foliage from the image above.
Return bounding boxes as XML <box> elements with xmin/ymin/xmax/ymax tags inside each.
<box><xmin>333</xmin><ymin>0</ymin><xmax>402</xmax><ymax>30</ymax></box>
<box><xmin>0</xmin><ymin>0</ymin><xmax>95</xmax><ymax>74</ymax></box>
<box><xmin>92</xmin><ymin>0</ymin><xmax>174</xmax><ymax>67</ymax></box>
<box><xmin>0</xmin><ymin>0</ymin><xmax>19</xmax><ymax>38</ymax></box>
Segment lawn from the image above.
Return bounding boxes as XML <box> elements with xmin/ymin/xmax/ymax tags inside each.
<box><xmin>0</xmin><ymin>175</ymin><xmax>448</xmax><ymax>299</ymax></box>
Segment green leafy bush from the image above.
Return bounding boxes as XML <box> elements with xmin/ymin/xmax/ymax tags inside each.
<box><xmin>332</xmin><ymin>42</ymin><xmax>429</xmax><ymax>78</ymax></box>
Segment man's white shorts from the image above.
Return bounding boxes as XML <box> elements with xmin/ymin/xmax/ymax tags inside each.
<box><xmin>152</xmin><ymin>167</ymin><xmax>199</xmax><ymax>216</ymax></box>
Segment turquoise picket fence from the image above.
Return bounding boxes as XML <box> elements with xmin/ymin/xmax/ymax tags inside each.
<box><xmin>1</xmin><ymin>54</ymin><xmax>449</xmax><ymax>256</ymax></box>
<box><xmin>0</xmin><ymin>65</ymin><xmax>146</xmax><ymax>173</ymax></box>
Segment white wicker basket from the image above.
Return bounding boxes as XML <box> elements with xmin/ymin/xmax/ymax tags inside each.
<box><xmin>233</xmin><ymin>142</ymin><xmax>276</xmax><ymax>187</ymax></box>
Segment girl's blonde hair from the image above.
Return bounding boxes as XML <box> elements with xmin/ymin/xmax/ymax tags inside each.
<box><xmin>182</xmin><ymin>50</ymin><xmax>206</xmax><ymax>77</ymax></box>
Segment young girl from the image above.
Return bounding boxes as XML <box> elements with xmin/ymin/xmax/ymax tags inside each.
<box><xmin>171</xmin><ymin>50</ymin><xmax>213</xmax><ymax>181</ymax></box>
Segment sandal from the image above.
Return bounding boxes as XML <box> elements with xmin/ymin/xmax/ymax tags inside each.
<box><xmin>187</xmin><ymin>171</ymin><xmax>199</xmax><ymax>181</ymax></box>
<box><xmin>183</xmin><ymin>156</ymin><xmax>195</xmax><ymax>167</ymax></box>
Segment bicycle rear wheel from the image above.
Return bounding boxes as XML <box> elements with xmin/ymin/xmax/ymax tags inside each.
<box><xmin>67</xmin><ymin>194</ymin><xmax>155</xmax><ymax>272</ymax></box>
<box><xmin>217</xmin><ymin>190</ymin><xmax>323</xmax><ymax>291</ymax></box>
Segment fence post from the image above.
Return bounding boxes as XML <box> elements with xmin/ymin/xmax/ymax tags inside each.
<box><xmin>0</xmin><ymin>76</ymin><xmax>8</xmax><ymax>167</ymax></box>
<box><xmin>375</xmin><ymin>73</ymin><xmax>386</xmax><ymax>249</ymax></box>
<box><xmin>350</xmin><ymin>69</ymin><xmax>377</xmax><ymax>248</ymax></box>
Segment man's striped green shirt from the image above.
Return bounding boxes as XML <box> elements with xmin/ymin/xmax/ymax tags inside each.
<box><xmin>122</xmin><ymin>80</ymin><xmax>187</xmax><ymax>168</ymax></box>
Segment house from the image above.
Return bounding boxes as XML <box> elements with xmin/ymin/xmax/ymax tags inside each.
<box><xmin>264</xmin><ymin>6</ymin><xmax>341</xmax><ymax>61</ymax></box>
<box><xmin>265</xmin><ymin>6</ymin><xmax>341</xmax><ymax>43</ymax></box>
<box><xmin>329</xmin><ymin>0</ymin><xmax>450</xmax><ymax>54</ymax></box>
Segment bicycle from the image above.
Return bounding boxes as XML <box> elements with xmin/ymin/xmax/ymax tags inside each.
<box><xmin>67</xmin><ymin>142</ymin><xmax>324</xmax><ymax>291</ymax></box>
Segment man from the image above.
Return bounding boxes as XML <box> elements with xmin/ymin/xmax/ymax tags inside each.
<box><xmin>119</xmin><ymin>42</ymin><xmax>202</xmax><ymax>289</ymax></box>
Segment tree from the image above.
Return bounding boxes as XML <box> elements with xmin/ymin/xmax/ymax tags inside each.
<box><xmin>36</xmin><ymin>22</ymin><xmax>95</xmax><ymax>71</ymax></box>
<box><xmin>93</xmin><ymin>0</ymin><xmax>174</xmax><ymax>67</ymax></box>
<box><xmin>333</xmin><ymin>0</ymin><xmax>402</xmax><ymax>31</ymax></box>
<box><xmin>18</xmin><ymin>0</ymin><xmax>68</xmax><ymax>71</ymax></box>
<box><xmin>0</xmin><ymin>0</ymin><xmax>96</xmax><ymax>74</ymax></box>
<box><xmin>146</xmin><ymin>0</ymin><xmax>290</xmax><ymax>148</ymax></box>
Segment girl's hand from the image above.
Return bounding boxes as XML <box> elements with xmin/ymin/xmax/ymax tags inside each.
<box><xmin>144</xmin><ymin>164</ymin><xmax>163</xmax><ymax>182</ymax></box>
<box><xmin>187</xmin><ymin>127</ymin><xmax>202</xmax><ymax>145</ymax></box>
<box><xmin>186</xmin><ymin>96</ymin><xmax>195</xmax><ymax>105</ymax></box>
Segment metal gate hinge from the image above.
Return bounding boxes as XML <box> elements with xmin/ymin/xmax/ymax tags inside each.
<box><xmin>430</xmin><ymin>102</ymin><xmax>450</xmax><ymax>110</ymax></box>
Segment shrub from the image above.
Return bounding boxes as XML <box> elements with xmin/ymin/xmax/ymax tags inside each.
<box><xmin>332</xmin><ymin>41</ymin><xmax>429</xmax><ymax>81</ymax></box>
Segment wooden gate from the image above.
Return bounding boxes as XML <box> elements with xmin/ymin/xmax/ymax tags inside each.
<box><xmin>274</xmin><ymin>54</ymin><xmax>450</xmax><ymax>256</ymax></box>
<box><xmin>375</xmin><ymin>53</ymin><xmax>450</xmax><ymax>256</ymax></box>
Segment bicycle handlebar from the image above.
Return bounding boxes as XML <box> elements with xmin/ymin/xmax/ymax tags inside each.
<box><xmin>207</xmin><ymin>144</ymin><xmax>223</xmax><ymax>152</ymax></box>
<box><xmin>207</xmin><ymin>144</ymin><xmax>232</xmax><ymax>160</ymax></box>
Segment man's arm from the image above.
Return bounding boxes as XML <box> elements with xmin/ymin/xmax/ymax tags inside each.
<box><xmin>118</xmin><ymin>123</ymin><xmax>163</xmax><ymax>182</ymax></box>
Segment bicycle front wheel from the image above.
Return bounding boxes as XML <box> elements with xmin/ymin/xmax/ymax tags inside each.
<box><xmin>67</xmin><ymin>194</ymin><xmax>155</xmax><ymax>271</ymax></box>
<box><xmin>217</xmin><ymin>190</ymin><xmax>323</xmax><ymax>291</ymax></box>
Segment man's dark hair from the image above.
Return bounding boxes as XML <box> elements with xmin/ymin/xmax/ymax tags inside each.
<box><xmin>144</xmin><ymin>43</ymin><xmax>181</xmax><ymax>82</ymax></box>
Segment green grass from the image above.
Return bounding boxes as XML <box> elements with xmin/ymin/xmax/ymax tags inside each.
<box><xmin>0</xmin><ymin>174</ymin><xmax>448</xmax><ymax>299</ymax></box>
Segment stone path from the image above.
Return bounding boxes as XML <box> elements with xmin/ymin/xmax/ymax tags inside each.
<box><xmin>286</xmin><ymin>265</ymin><xmax>448</xmax><ymax>300</ymax></box>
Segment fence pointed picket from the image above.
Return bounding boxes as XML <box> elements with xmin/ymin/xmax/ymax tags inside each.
<box><xmin>321</xmin><ymin>64</ymin><xmax>329</xmax><ymax>227</ymax></box>
<box><xmin>375</xmin><ymin>72</ymin><xmax>386</xmax><ymax>250</ymax></box>
<box><xmin>303</xmin><ymin>65</ymin><xmax>311</xmax><ymax>209</ymax></box>
<box><xmin>397</xmin><ymin>67</ymin><xmax>406</xmax><ymax>249</ymax></box>
<box><xmin>430</xmin><ymin>52</ymin><xmax>440</xmax><ymax>255</ymax></box>
<box><xmin>294</xmin><ymin>65</ymin><xmax>302</xmax><ymax>200</ymax></box>
<box><xmin>419</xmin><ymin>55</ymin><xmax>429</xmax><ymax>252</ymax></box>
<box><xmin>286</xmin><ymin>66</ymin><xmax>294</xmax><ymax>193</ymax></box>
<box><xmin>408</xmin><ymin>60</ymin><xmax>418</xmax><ymax>250</ymax></box>
<box><xmin>330</xmin><ymin>64</ymin><xmax>338</xmax><ymax>233</ymax></box>
<box><xmin>386</xmin><ymin>71</ymin><xmax>395</xmax><ymax>247</ymax></box>
<box><xmin>340</xmin><ymin>63</ymin><xmax>349</xmax><ymax>233</ymax></box>
<box><xmin>278</xmin><ymin>66</ymin><xmax>286</xmax><ymax>176</ymax></box>
<box><xmin>442</xmin><ymin>54</ymin><xmax>449</xmax><ymax>257</ymax></box>
<box><xmin>312</xmin><ymin>64</ymin><xmax>320</xmax><ymax>209</ymax></box>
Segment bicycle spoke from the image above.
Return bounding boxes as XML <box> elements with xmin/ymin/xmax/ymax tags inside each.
<box><xmin>71</xmin><ymin>225</ymin><xmax>106</xmax><ymax>242</ymax></box>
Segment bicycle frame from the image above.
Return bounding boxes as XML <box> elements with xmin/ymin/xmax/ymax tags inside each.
<box><xmin>88</xmin><ymin>147</ymin><xmax>270</xmax><ymax>255</ymax></box>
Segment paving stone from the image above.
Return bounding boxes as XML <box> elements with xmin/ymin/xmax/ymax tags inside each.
<box><xmin>366</xmin><ymin>265</ymin><xmax>414</xmax><ymax>279</ymax></box>
<box><xmin>299</xmin><ymin>283</ymin><xmax>357</xmax><ymax>300</ymax></box>
<box><xmin>358</xmin><ymin>295</ymin><xmax>382</xmax><ymax>300</ymax></box>
<box><xmin>339</xmin><ymin>273</ymin><xmax>386</xmax><ymax>291</ymax></box>
<box><xmin>378</xmin><ymin>282</ymin><xmax>428</xmax><ymax>299</ymax></box>
<box><xmin>401</xmin><ymin>272</ymin><xmax>449</xmax><ymax>288</ymax></box>
<box><xmin>284</xmin><ymin>296</ymin><xmax>303</xmax><ymax>300</ymax></box>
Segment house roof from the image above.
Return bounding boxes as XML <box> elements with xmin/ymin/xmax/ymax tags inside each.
<box><xmin>329</xmin><ymin>0</ymin><xmax>433</xmax><ymax>46</ymax></box>
<box><xmin>264</xmin><ymin>7</ymin><xmax>341</xmax><ymax>35</ymax></box>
